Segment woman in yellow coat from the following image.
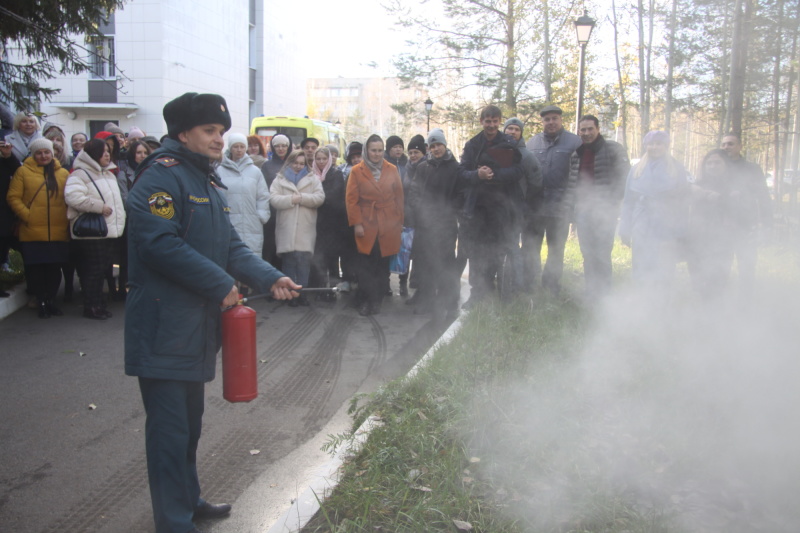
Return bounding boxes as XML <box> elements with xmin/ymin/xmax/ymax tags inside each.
<box><xmin>345</xmin><ymin>134</ymin><xmax>404</xmax><ymax>316</ymax></box>
<box><xmin>7</xmin><ymin>138</ymin><xmax>70</xmax><ymax>318</ymax></box>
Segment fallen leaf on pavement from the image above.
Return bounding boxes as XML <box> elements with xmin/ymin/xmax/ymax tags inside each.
<box><xmin>88</xmin><ymin>404</ymin><xmax>97</xmax><ymax>410</ymax></box>
<box><xmin>250</xmin><ymin>449</ymin><xmax>260</xmax><ymax>455</ymax></box>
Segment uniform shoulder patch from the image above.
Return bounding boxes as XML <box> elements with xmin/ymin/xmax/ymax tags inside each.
<box><xmin>148</xmin><ymin>192</ymin><xmax>175</xmax><ymax>219</ymax></box>
<box><xmin>155</xmin><ymin>157</ymin><xmax>180</xmax><ymax>167</ymax></box>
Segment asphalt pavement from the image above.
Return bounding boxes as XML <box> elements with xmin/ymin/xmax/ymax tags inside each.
<box><xmin>0</xmin><ymin>278</ymin><xmax>462</xmax><ymax>533</ymax></box>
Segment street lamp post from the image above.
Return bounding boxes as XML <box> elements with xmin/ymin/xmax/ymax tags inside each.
<box><xmin>424</xmin><ymin>98</ymin><xmax>433</xmax><ymax>132</ymax></box>
<box><xmin>574</xmin><ymin>10</ymin><xmax>596</xmax><ymax>132</ymax></box>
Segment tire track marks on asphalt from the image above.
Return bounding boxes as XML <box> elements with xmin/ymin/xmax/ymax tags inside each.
<box><xmin>365</xmin><ymin>315</ymin><xmax>388</xmax><ymax>375</ymax></box>
<box><xmin>265</xmin><ymin>314</ymin><xmax>354</xmax><ymax>411</ymax></box>
<box><xmin>257</xmin><ymin>309</ymin><xmax>325</xmax><ymax>380</ymax></box>
<box><xmin>41</xmin><ymin>457</ymin><xmax>147</xmax><ymax>533</ymax></box>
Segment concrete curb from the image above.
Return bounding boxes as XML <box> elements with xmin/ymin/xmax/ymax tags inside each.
<box><xmin>0</xmin><ymin>282</ymin><xmax>29</xmax><ymax>320</ymax></box>
<box><xmin>265</xmin><ymin>313</ymin><xmax>466</xmax><ymax>533</ymax></box>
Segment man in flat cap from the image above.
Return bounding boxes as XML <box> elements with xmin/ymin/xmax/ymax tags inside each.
<box><xmin>525</xmin><ymin>105</ymin><xmax>582</xmax><ymax>296</ymax></box>
<box><xmin>125</xmin><ymin>92</ymin><xmax>300</xmax><ymax>533</ymax></box>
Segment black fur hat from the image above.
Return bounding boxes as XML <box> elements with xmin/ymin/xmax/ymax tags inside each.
<box><xmin>163</xmin><ymin>93</ymin><xmax>232</xmax><ymax>140</ymax></box>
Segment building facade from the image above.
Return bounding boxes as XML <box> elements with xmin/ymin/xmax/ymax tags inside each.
<box><xmin>307</xmin><ymin>77</ymin><xmax>431</xmax><ymax>143</ymax></box>
<box><xmin>8</xmin><ymin>0</ymin><xmax>305</xmax><ymax>141</ymax></box>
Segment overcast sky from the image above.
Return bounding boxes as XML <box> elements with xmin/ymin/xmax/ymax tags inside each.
<box><xmin>298</xmin><ymin>0</ymin><xmax>621</xmax><ymax>80</ymax></box>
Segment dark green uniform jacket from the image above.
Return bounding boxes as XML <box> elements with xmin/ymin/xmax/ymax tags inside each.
<box><xmin>124</xmin><ymin>139</ymin><xmax>284</xmax><ymax>382</ymax></box>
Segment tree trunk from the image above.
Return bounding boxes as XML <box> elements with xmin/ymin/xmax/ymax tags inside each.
<box><xmin>612</xmin><ymin>0</ymin><xmax>628</xmax><ymax>151</ymax></box>
<box><xmin>505</xmin><ymin>0</ymin><xmax>517</xmax><ymax>113</ymax></box>
<box><xmin>637</xmin><ymin>0</ymin><xmax>650</xmax><ymax>133</ymax></box>
<box><xmin>542</xmin><ymin>0</ymin><xmax>552</xmax><ymax>103</ymax></box>
<box><xmin>665</xmin><ymin>0</ymin><xmax>678</xmax><ymax>132</ymax></box>
<box><xmin>718</xmin><ymin>1</ymin><xmax>733</xmax><ymax>144</ymax></box>
<box><xmin>726</xmin><ymin>0</ymin><xmax>754</xmax><ymax>137</ymax></box>
<box><xmin>771</xmin><ymin>0</ymin><xmax>785</xmax><ymax>197</ymax></box>
<box><xmin>646</xmin><ymin>0</ymin><xmax>655</xmax><ymax>129</ymax></box>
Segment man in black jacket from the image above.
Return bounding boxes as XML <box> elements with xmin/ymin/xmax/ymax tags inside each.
<box><xmin>457</xmin><ymin>105</ymin><xmax>523</xmax><ymax>307</ymax></box>
<box><xmin>721</xmin><ymin>132</ymin><xmax>772</xmax><ymax>300</ymax></box>
<box><xmin>567</xmin><ymin>114</ymin><xmax>630</xmax><ymax>301</ymax></box>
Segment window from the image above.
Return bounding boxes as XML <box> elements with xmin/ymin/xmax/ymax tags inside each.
<box><xmin>89</xmin><ymin>36</ymin><xmax>116</xmax><ymax>79</ymax></box>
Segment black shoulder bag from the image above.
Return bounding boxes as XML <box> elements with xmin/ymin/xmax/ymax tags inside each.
<box><xmin>72</xmin><ymin>170</ymin><xmax>109</xmax><ymax>238</ymax></box>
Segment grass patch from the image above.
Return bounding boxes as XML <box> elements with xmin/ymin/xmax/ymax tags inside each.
<box><xmin>305</xmin><ymin>236</ymin><xmax>800</xmax><ymax>533</ymax></box>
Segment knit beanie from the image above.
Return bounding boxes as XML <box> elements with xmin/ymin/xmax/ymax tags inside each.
<box><xmin>128</xmin><ymin>126</ymin><xmax>145</xmax><ymax>140</ymax></box>
<box><xmin>227</xmin><ymin>132</ymin><xmax>247</xmax><ymax>148</ymax></box>
<box><xmin>503</xmin><ymin>117</ymin><xmax>524</xmax><ymax>133</ymax></box>
<box><xmin>427</xmin><ymin>129</ymin><xmax>446</xmax><ymax>148</ymax></box>
<box><xmin>385</xmin><ymin>135</ymin><xmax>404</xmax><ymax>151</ymax></box>
<box><xmin>407</xmin><ymin>134</ymin><xmax>426</xmax><ymax>154</ymax></box>
<box><xmin>272</xmin><ymin>134</ymin><xmax>290</xmax><ymax>146</ymax></box>
<box><xmin>28</xmin><ymin>137</ymin><xmax>54</xmax><ymax>155</ymax></box>
<box><xmin>104</xmin><ymin>122</ymin><xmax>124</xmax><ymax>135</ymax></box>
<box><xmin>163</xmin><ymin>92</ymin><xmax>232</xmax><ymax>140</ymax></box>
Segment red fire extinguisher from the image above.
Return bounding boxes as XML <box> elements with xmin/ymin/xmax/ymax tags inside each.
<box><xmin>221</xmin><ymin>301</ymin><xmax>258</xmax><ymax>403</ymax></box>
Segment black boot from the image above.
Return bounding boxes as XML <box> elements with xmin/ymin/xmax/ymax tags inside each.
<box><xmin>399</xmin><ymin>279</ymin><xmax>408</xmax><ymax>296</ymax></box>
<box><xmin>38</xmin><ymin>301</ymin><xmax>51</xmax><ymax>319</ymax></box>
<box><xmin>83</xmin><ymin>307</ymin><xmax>107</xmax><ymax>320</ymax></box>
<box><xmin>46</xmin><ymin>300</ymin><xmax>63</xmax><ymax>316</ymax></box>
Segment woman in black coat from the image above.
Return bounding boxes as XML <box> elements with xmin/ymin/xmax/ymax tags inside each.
<box><xmin>406</xmin><ymin>129</ymin><xmax>465</xmax><ymax>318</ymax></box>
<box><xmin>261</xmin><ymin>134</ymin><xmax>294</xmax><ymax>268</ymax></box>
<box><xmin>0</xmin><ymin>139</ymin><xmax>22</xmax><ymax>297</ymax></box>
<box><xmin>309</xmin><ymin>147</ymin><xmax>348</xmax><ymax>296</ymax></box>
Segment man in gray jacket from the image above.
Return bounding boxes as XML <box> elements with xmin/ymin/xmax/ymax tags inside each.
<box><xmin>567</xmin><ymin>114</ymin><xmax>630</xmax><ymax>301</ymax></box>
<box><xmin>525</xmin><ymin>105</ymin><xmax>582</xmax><ymax>295</ymax></box>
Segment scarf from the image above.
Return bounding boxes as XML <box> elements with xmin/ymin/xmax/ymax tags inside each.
<box><xmin>313</xmin><ymin>152</ymin><xmax>332</xmax><ymax>182</ymax></box>
<box><xmin>21</xmin><ymin>131</ymin><xmax>39</xmax><ymax>147</ymax></box>
<box><xmin>364</xmin><ymin>155</ymin><xmax>383</xmax><ymax>182</ymax></box>
<box><xmin>284</xmin><ymin>166</ymin><xmax>308</xmax><ymax>186</ymax></box>
<box><xmin>433</xmin><ymin>149</ymin><xmax>452</xmax><ymax>162</ymax></box>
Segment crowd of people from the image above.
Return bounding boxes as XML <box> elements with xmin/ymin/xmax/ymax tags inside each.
<box><xmin>0</xmin><ymin>93</ymin><xmax>774</xmax><ymax>533</ymax></box>
<box><xmin>0</xmin><ymin>103</ymin><xmax>773</xmax><ymax>321</ymax></box>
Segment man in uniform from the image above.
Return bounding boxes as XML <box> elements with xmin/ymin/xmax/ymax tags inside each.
<box><xmin>125</xmin><ymin>92</ymin><xmax>300</xmax><ymax>533</ymax></box>
<box><xmin>568</xmin><ymin>114</ymin><xmax>630</xmax><ymax>301</ymax></box>
<box><xmin>525</xmin><ymin>105</ymin><xmax>582</xmax><ymax>295</ymax></box>
<box><xmin>720</xmin><ymin>132</ymin><xmax>772</xmax><ymax>300</ymax></box>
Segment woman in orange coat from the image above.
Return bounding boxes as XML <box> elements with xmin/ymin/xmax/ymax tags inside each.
<box><xmin>345</xmin><ymin>134</ymin><xmax>404</xmax><ymax>316</ymax></box>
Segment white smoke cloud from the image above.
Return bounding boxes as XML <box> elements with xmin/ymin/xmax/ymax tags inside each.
<box><xmin>470</xmin><ymin>282</ymin><xmax>800</xmax><ymax>532</ymax></box>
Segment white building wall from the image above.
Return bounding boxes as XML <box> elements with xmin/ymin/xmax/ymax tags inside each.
<box><xmin>260</xmin><ymin>6</ymin><xmax>305</xmax><ymax>118</ymax></box>
<box><xmin>28</xmin><ymin>0</ymin><xmax>302</xmax><ymax>143</ymax></box>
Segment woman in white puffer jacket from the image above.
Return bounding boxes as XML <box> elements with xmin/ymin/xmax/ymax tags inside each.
<box><xmin>217</xmin><ymin>133</ymin><xmax>270</xmax><ymax>255</ymax></box>
<box><xmin>65</xmin><ymin>139</ymin><xmax>126</xmax><ymax>320</ymax></box>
